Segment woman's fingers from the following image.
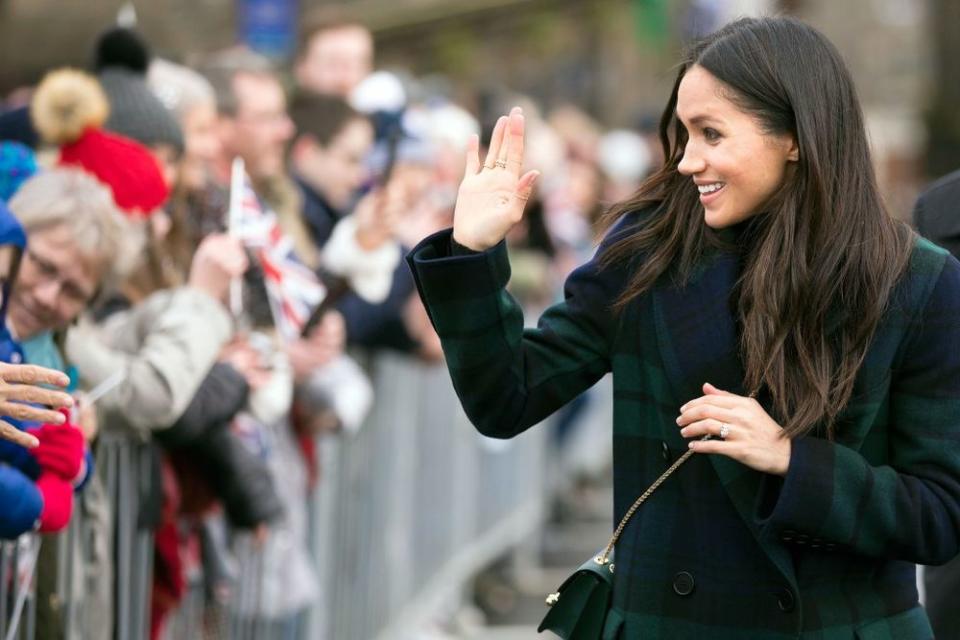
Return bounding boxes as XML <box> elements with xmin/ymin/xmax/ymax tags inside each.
<box><xmin>703</xmin><ymin>382</ymin><xmax>735</xmax><ymax>396</ymax></box>
<box><xmin>0</xmin><ymin>401</ymin><xmax>67</xmax><ymax>425</ymax></box>
<box><xmin>0</xmin><ymin>362</ymin><xmax>70</xmax><ymax>388</ymax></box>
<box><xmin>0</xmin><ymin>419</ymin><xmax>39</xmax><ymax>448</ymax></box>
<box><xmin>2</xmin><ymin>383</ymin><xmax>74</xmax><ymax>411</ymax></box>
<box><xmin>483</xmin><ymin>116</ymin><xmax>507</xmax><ymax>169</ymax></box>
<box><xmin>464</xmin><ymin>133</ymin><xmax>481</xmax><ymax>177</ymax></box>
<box><xmin>680</xmin><ymin>418</ymin><xmax>727</xmax><ymax>440</ymax></box>
<box><xmin>515</xmin><ymin>170</ymin><xmax>540</xmax><ymax>208</ymax></box>
<box><xmin>680</xmin><ymin>394</ymin><xmax>742</xmax><ymax>413</ymax></box>
<box><xmin>676</xmin><ymin>402</ymin><xmax>735</xmax><ymax>427</ymax></box>
<box><xmin>504</xmin><ymin>107</ymin><xmax>525</xmax><ymax>175</ymax></box>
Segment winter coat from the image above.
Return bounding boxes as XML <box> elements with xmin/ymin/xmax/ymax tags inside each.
<box><xmin>65</xmin><ymin>286</ymin><xmax>233</xmax><ymax>438</ymax></box>
<box><xmin>158</xmin><ymin>362</ymin><xmax>283</xmax><ymax>528</ymax></box>
<box><xmin>407</xmin><ymin>212</ymin><xmax>960</xmax><ymax>640</ymax></box>
<box><xmin>0</xmin><ymin>200</ymin><xmax>42</xmax><ymax>538</ymax></box>
<box><xmin>913</xmin><ymin>168</ymin><xmax>960</xmax><ymax>640</ymax></box>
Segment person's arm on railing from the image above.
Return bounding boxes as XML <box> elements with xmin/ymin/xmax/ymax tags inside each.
<box><xmin>65</xmin><ymin>235</ymin><xmax>247</xmax><ymax>435</ymax></box>
<box><xmin>0</xmin><ymin>361</ymin><xmax>73</xmax><ymax>448</ymax></box>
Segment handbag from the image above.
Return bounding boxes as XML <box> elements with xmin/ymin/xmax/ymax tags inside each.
<box><xmin>538</xmin><ymin>442</ymin><xmax>702</xmax><ymax>639</ymax></box>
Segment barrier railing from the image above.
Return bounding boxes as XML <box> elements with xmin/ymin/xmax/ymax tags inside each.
<box><xmin>309</xmin><ymin>352</ymin><xmax>548</xmax><ymax>639</ymax></box>
<box><xmin>2</xmin><ymin>351</ymin><xmax>551</xmax><ymax>639</ymax></box>
<box><xmin>0</xmin><ymin>535</ymin><xmax>39</xmax><ymax>640</ymax></box>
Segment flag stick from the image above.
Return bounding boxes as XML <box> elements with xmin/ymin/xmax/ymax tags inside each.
<box><xmin>227</xmin><ymin>157</ymin><xmax>245</xmax><ymax>318</ymax></box>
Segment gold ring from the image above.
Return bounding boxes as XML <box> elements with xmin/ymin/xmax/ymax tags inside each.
<box><xmin>484</xmin><ymin>163</ymin><xmax>496</xmax><ymax>170</ymax></box>
<box><xmin>495</xmin><ymin>160</ymin><xmax>508</xmax><ymax>169</ymax></box>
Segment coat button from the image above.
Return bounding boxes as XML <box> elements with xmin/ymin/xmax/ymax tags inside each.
<box><xmin>661</xmin><ymin>441</ymin><xmax>671</xmax><ymax>462</ymax></box>
<box><xmin>775</xmin><ymin>587</ymin><xmax>795</xmax><ymax>612</ymax></box>
<box><xmin>672</xmin><ymin>571</ymin><xmax>695</xmax><ymax>596</ymax></box>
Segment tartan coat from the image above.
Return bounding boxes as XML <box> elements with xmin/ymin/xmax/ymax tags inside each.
<box><xmin>406</xmin><ymin>211</ymin><xmax>960</xmax><ymax>640</ymax></box>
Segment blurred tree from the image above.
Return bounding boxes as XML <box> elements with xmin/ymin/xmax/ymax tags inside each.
<box><xmin>925</xmin><ymin>0</ymin><xmax>960</xmax><ymax>178</ymax></box>
<box><xmin>629</xmin><ymin>0</ymin><xmax>669</xmax><ymax>50</ymax></box>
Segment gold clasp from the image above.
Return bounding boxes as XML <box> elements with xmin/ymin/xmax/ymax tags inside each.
<box><xmin>545</xmin><ymin>592</ymin><xmax>560</xmax><ymax>606</ymax></box>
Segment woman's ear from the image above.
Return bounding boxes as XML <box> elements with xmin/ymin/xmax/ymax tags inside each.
<box><xmin>787</xmin><ymin>136</ymin><xmax>799</xmax><ymax>162</ymax></box>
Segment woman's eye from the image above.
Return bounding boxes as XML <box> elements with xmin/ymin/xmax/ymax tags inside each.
<box><xmin>703</xmin><ymin>128</ymin><xmax>721</xmax><ymax>142</ymax></box>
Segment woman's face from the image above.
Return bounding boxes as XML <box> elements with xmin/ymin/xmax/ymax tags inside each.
<box><xmin>179</xmin><ymin>101</ymin><xmax>222</xmax><ymax>191</ymax></box>
<box><xmin>676</xmin><ymin>65</ymin><xmax>798</xmax><ymax>229</ymax></box>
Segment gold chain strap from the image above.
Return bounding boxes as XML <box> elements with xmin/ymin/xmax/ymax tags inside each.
<box><xmin>596</xmin><ymin>437</ymin><xmax>706</xmax><ymax>565</ymax></box>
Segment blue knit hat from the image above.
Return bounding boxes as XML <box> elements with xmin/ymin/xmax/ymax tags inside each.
<box><xmin>0</xmin><ymin>141</ymin><xmax>38</xmax><ymax>202</ymax></box>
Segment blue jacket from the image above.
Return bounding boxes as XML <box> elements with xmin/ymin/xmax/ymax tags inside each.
<box><xmin>0</xmin><ymin>199</ymin><xmax>42</xmax><ymax>539</ymax></box>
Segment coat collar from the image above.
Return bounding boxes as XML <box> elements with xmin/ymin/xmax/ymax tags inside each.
<box><xmin>651</xmin><ymin>250</ymin><xmax>798</xmax><ymax>589</ymax></box>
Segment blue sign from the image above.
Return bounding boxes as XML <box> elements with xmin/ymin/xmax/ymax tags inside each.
<box><xmin>239</xmin><ymin>0</ymin><xmax>299</xmax><ymax>60</ymax></box>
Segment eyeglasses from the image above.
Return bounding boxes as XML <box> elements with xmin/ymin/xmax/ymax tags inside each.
<box><xmin>24</xmin><ymin>248</ymin><xmax>95</xmax><ymax>305</ymax></box>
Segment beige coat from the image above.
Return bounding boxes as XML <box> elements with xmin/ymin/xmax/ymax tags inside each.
<box><xmin>66</xmin><ymin>286</ymin><xmax>233</xmax><ymax>438</ymax></box>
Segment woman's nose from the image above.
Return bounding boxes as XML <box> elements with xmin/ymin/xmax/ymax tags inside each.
<box><xmin>677</xmin><ymin>145</ymin><xmax>705</xmax><ymax>176</ymax></box>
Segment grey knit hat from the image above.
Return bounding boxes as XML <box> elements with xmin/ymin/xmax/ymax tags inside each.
<box><xmin>99</xmin><ymin>67</ymin><xmax>184</xmax><ymax>155</ymax></box>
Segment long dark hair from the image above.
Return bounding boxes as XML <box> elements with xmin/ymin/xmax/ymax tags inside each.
<box><xmin>599</xmin><ymin>16</ymin><xmax>914</xmax><ymax>439</ymax></box>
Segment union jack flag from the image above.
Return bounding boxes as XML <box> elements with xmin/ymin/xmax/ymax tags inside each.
<box><xmin>229</xmin><ymin>170</ymin><xmax>325</xmax><ymax>340</ymax></box>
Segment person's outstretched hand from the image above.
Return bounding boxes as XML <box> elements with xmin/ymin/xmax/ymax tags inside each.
<box><xmin>0</xmin><ymin>362</ymin><xmax>73</xmax><ymax>449</ymax></box>
<box><xmin>452</xmin><ymin>106</ymin><xmax>540</xmax><ymax>251</ymax></box>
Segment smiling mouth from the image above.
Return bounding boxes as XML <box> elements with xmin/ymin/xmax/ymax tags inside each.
<box><xmin>697</xmin><ymin>182</ymin><xmax>725</xmax><ymax>195</ymax></box>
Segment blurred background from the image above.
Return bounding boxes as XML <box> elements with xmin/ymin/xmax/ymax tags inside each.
<box><xmin>1</xmin><ymin>1</ymin><xmax>958</xmax><ymax>640</ymax></box>
<box><xmin>3</xmin><ymin>0</ymin><xmax>959</xmax><ymax>215</ymax></box>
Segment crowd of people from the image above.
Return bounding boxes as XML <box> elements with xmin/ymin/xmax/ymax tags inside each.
<box><xmin>0</xmin><ymin>16</ymin><xmax>658</xmax><ymax>639</ymax></box>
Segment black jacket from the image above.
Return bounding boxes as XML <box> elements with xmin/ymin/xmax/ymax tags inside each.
<box><xmin>914</xmin><ymin>168</ymin><xmax>960</xmax><ymax>258</ymax></box>
<box><xmin>157</xmin><ymin>363</ymin><xmax>283</xmax><ymax>528</ymax></box>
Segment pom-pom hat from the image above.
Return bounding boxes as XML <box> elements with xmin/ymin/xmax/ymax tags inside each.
<box><xmin>30</xmin><ymin>68</ymin><xmax>169</xmax><ymax>217</ymax></box>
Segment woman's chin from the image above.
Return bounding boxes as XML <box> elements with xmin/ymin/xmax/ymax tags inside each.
<box><xmin>703</xmin><ymin>208</ymin><xmax>730</xmax><ymax>229</ymax></box>
<box><xmin>704</xmin><ymin>207</ymin><xmax>753</xmax><ymax>230</ymax></box>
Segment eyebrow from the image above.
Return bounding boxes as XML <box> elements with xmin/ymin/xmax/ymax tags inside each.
<box><xmin>675</xmin><ymin>112</ymin><xmax>723</xmax><ymax>127</ymax></box>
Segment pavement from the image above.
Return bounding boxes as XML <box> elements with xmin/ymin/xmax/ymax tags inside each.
<box><xmin>464</xmin><ymin>484</ymin><xmax>614</xmax><ymax>640</ymax></box>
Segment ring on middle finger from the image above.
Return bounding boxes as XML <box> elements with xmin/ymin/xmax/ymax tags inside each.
<box><xmin>718</xmin><ymin>422</ymin><xmax>730</xmax><ymax>439</ymax></box>
<box><xmin>495</xmin><ymin>160</ymin><xmax>508</xmax><ymax>169</ymax></box>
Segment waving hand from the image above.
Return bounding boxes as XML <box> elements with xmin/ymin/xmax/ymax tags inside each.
<box><xmin>452</xmin><ymin>107</ymin><xmax>540</xmax><ymax>251</ymax></box>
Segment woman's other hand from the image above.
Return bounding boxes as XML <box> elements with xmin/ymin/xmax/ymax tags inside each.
<box><xmin>452</xmin><ymin>107</ymin><xmax>540</xmax><ymax>251</ymax></box>
<box><xmin>0</xmin><ymin>362</ymin><xmax>73</xmax><ymax>448</ymax></box>
<box><xmin>677</xmin><ymin>382</ymin><xmax>792</xmax><ymax>476</ymax></box>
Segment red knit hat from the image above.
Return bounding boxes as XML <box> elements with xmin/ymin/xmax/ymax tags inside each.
<box><xmin>31</xmin><ymin>68</ymin><xmax>170</xmax><ymax>218</ymax></box>
<box><xmin>59</xmin><ymin>128</ymin><xmax>169</xmax><ymax>217</ymax></box>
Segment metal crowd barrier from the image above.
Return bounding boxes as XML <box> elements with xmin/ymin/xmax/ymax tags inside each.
<box><xmin>2</xmin><ymin>351</ymin><xmax>551</xmax><ymax>639</ymax></box>
<box><xmin>308</xmin><ymin>352</ymin><xmax>548</xmax><ymax>640</ymax></box>
<box><xmin>0</xmin><ymin>535</ymin><xmax>39</xmax><ymax>640</ymax></box>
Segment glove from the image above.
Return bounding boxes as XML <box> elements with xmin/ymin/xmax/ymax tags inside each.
<box><xmin>29</xmin><ymin>415</ymin><xmax>85</xmax><ymax>482</ymax></box>
<box><xmin>35</xmin><ymin>472</ymin><xmax>74</xmax><ymax>532</ymax></box>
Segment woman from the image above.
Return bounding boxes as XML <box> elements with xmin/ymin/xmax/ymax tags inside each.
<box><xmin>407</xmin><ymin>17</ymin><xmax>958</xmax><ymax>639</ymax></box>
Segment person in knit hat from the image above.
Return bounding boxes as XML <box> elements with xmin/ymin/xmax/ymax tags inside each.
<box><xmin>93</xmin><ymin>26</ymin><xmax>184</xmax><ymax>185</ymax></box>
<box><xmin>147</xmin><ymin>58</ymin><xmax>220</xmax><ymax>193</ymax></box>
<box><xmin>5</xmin><ymin>67</ymin><xmax>164</xmax><ymax>365</ymax></box>
<box><xmin>0</xmin><ymin>200</ymin><xmax>75</xmax><ymax>449</ymax></box>
<box><xmin>30</xmin><ymin>68</ymin><xmax>171</xmax><ymax>220</ymax></box>
<box><xmin>0</xmin><ymin>198</ymin><xmax>87</xmax><ymax>538</ymax></box>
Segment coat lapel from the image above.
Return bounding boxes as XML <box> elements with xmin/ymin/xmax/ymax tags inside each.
<box><xmin>651</xmin><ymin>251</ymin><xmax>798</xmax><ymax>588</ymax></box>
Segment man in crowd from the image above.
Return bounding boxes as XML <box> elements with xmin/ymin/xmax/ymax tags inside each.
<box><xmin>288</xmin><ymin>91</ymin><xmax>374</xmax><ymax>247</ymax></box>
<box><xmin>295</xmin><ymin>18</ymin><xmax>374</xmax><ymax>99</ymax></box>
<box><xmin>914</xmin><ymin>166</ymin><xmax>960</xmax><ymax>640</ymax></box>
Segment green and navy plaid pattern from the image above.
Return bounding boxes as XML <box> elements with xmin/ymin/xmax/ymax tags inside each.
<box><xmin>407</xmin><ymin>213</ymin><xmax>959</xmax><ymax>639</ymax></box>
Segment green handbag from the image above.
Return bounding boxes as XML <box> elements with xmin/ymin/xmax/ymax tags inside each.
<box><xmin>538</xmin><ymin>444</ymin><xmax>701</xmax><ymax>639</ymax></box>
